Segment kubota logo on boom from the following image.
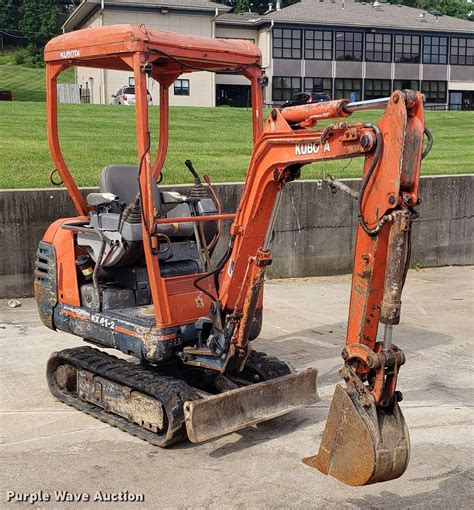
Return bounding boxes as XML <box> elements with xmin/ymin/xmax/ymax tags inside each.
<box><xmin>59</xmin><ymin>49</ymin><xmax>80</xmax><ymax>59</ymax></box>
<box><xmin>295</xmin><ymin>141</ymin><xmax>331</xmax><ymax>156</ymax></box>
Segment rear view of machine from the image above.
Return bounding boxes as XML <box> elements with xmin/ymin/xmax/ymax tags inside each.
<box><xmin>36</xmin><ymin>25</ymin><xmax>431</xmax><ymax>486</ymax></box>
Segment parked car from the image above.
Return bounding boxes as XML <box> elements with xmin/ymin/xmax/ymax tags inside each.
<box><xmin>111</xmin><ymin>86</ymin><xmax>152</xmax><ymax>105</ymax></box>
<box><xmin>281</xmin><ymin>91</ymin><xmax>331</xmax><ymax>108</ymax></box>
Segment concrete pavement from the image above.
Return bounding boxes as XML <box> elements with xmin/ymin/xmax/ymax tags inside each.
<box><xmin>1</xmin><ymin>266</ymin><xmax>473</xmax><ymax>509</ymax></box>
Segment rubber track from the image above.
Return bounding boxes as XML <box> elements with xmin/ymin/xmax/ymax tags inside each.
<box><xmin>244</xmin><ymin>350</ymin><xmax>292</xmax><ymax>380</ymax></box>
<box><xmin>47</xmin><ymin>347</ymin><xmax>292</xmax><ymax>447</ymax></box>
<box><xmin>47</xmin><ymin>346</ymin><xmax>200</xmax><ymax>447</ymax></box>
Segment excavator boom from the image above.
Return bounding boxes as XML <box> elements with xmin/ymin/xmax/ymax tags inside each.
<box><xmin>209</xmin><ymin>90</ymin><xmax>427</xmax><ymax>485</ymax></box>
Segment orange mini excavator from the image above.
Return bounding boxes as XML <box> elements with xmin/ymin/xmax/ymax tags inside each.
<box><xmin>36</xmin><ymin>25</ymin><xmax>431</xmax><ymax>486</ymax></box>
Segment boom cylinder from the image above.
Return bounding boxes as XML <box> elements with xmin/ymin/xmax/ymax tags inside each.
<box><xmin>343</xmin><ymin>97</ymin><xmax>390</xmax><ymax>113</ymax></box>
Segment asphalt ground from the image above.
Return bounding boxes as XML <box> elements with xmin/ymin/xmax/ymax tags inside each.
<box><xmin>1</xmin><ymin>266</ymin><xmax>473</xmax><ymax>509</ymax></box>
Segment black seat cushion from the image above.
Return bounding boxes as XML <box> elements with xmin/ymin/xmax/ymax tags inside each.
<box><xmin>99</xmin><ymin>165</ymin><xmax>161</xmax><ymax>212</ymax></box>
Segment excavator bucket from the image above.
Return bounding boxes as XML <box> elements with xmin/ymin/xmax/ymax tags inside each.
<box><xmin>184</xmin><ymin>368</ymin><xmax>319</xmax><ymax>443</ymax></box>
<box><xmin>303</xmin><ymin>384</ymin><xmax>410</xmax><ymax>486</ymax></box>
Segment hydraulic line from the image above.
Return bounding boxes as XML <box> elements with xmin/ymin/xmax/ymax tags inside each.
<box><xmin>357</xmin><ymin>124</ymin><xmax>385</xmax><ymax>236</ymax></box>
<box><xmin>192</xmin><ymin>239</ymin><xmax>233</xmax><ymax>302</ymax></box>
<box><xmin>422</xmin><ymin>127</ymin><xmax>434</xmax><ymax>160</ymax></box>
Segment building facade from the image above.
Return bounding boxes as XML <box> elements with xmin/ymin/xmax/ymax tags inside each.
<box><xmin>63</xmin><ymin>0</ymin><xmax>232</xmax><ymax>107</ymax></box>
<box><xmin>64</xmin><ymin>0</ymin><xmax>474</xmax><ymax>110</ymax></box>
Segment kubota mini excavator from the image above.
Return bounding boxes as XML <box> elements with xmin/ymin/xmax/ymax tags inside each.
<box><xmin>35</xmin><ymin>25</ymin><xmax>431</xmax><ymax>486</ymax></box>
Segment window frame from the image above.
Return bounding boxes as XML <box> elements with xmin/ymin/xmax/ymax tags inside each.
<box><xmin>394</xmin><ymin>34</ymin><xmax>420</xmax><ymax>64</ymax></box>
<box><xmin>364</xmin><ymin>79</ymin><xmax>391</xmax><ymax>100</ymax></box>
<box><xmin>304</xmin><ymin>77</ymin><xmax>333</xmax><ymax>97</ymax></box>
<box><xmin>334</xmin><ymin>78</ymin><xmax>362</xmax><ymax>101</ymax></box>
<box><xmin>423</xmin><ymin>35</ymin><xmax>448</xmax><ymax>65</ymax></box>
<box><xmin>365</xmin><ymin>33</ymin><xmax>392</xmax><ymax>63</ymax></box>
<box><xmin>272</xmin><ymin>76</ymin><xmax>302</xmax><ymax>102</ymax></box>
<box><xmin>335</xmin><ymin>31</ymin><xmax>364</xmax><ymax>62</ymax></box>
<box><xmin>393</xmin><ymin>79</ymin><xmax>420</xmax><ymax>92</ymax></box>
<box><xmin>304</xmin><ymin>29</ymin><xmax>333</xmax><ymax>61</ymax></box>
<box><xmin>273</xmin><ymin>27</ymin><xmax>302</xmax><ymax>60</ymax></box>
<box><xmin>174</xmin><ymin>79</ymin><xmax>190</xmax><ymax>96</ymax></box>
<box><xmin>421</xmin><ymin>80</ymin><xmax>447</xmax><ymax>104</ymax></box>
<box><xmin>450</xmin><ymin>37</ymin><xmax>474</xmax><ymax>66</ymax></box>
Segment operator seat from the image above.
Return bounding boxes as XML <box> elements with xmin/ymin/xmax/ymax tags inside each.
<box><xmin>78</xmin><ymin>164</ymin><xmax>203</xmax><ymax>269</ymax></box>
<box><xmin>99</xmin><ymin>164</ymin><xmax>160</xmax><ymax>214</ymax></box>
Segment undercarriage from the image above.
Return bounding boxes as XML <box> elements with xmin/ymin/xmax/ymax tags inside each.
<box><xmin>47</xmin><ymin>347</ymin><xmax>318</xmax><ymax>446</ymax></box>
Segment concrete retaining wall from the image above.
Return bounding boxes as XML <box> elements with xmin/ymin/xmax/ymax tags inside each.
<box><xmin>1</xmin><ymin>174</ymin><xmax>473</xmax><ymax>297</ymax></box>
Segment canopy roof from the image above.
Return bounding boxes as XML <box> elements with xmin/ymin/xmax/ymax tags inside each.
<box><xmin>44</xmin><ymin>24</ymin><xmax>261</xmax><ymax>72</ymax></box>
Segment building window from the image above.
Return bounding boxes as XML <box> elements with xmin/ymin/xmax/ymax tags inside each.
<box><xmin>304</xmin><ymin>77</ymin><xmax>332</xmax><ymax>96</ymax></box>
<box><xmin>335</xmin><ymin>31</ymin><xmax>363</xmax><ymax>61</ymax></box>
<box><xmin>421</xmin><ymin>81</ymin><xmax>447</xmax><ymax>103</ymax></box>
<box><xmin>394</xmin><ymin>34</ymin><xmax>420</xmax><ymax>63</ymax></box>
<box><xmin>334</xmin><ymin>78</ymin><xmax>362</xmax><ymax>101</ymax></box>
<box><xmin>365</xmin><ymin>33</ymin><xmax>392</xmax><ymax>63</ymax></box>
<box><xmin>272</xmin><ymin>76</ymin><xmax>302</xmax><ymax>101</ymax></box>
<box><xmin>423</xmin><ymin>36</ymin><xmax>448</xmax><ymax>64</ymax></box>
<box><xmin>273</xmin><ymin>28</ymin><xmax>302</xmax><ymax>59</ymax></box>
<box><xmin>393</xmin><ymin>79</ymin><xmax>419</xmax><ymax>91</ymax></box>
<box><xmin>304</xmin><ymin>30</ymin><xmax>333</xmax><ymax>60</ymax></box>
<box><xmin>364</xmin><ymin>79</ymin><xmax>391</xmax><ymax>100</ymax></box>
<box><xmin>174</xmin><ymin>79</ymin><xmax>190</xmax><ymax>96</ymax></box>
<box><xmin>450</xmin><ymin>37</ymin><xmax>474</xmax><ymax>65</ymax></box>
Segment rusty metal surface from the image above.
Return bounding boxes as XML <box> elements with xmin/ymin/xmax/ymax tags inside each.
<box><xmin>184</xmin><ymin>368</ymin><xmax>319</xmax><ymax>443</ymax></box>
<box><xmin>77</xmin><ymin>369</ymin><xmax>165</xmax><ymax>433</ymax></box>
<box><xmin>305</xmin><ymin>377</ymin><xmax>409</xmax><ymax>486</ymax></box>
<box><xmin>380</xmin><ymin>210</ymin><xmax>411</xmax><ymax>326</ymax></box>
<box><xmin>55</xmin><ymin>364</ymin><xmax>76</xmax><ymax>391</ymax></box>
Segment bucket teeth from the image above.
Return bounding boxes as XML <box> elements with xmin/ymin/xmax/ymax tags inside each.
<box><xmin>304</xmin><ymin>383</ymin><xmax>410</xmax><ymax>486</ymax></box>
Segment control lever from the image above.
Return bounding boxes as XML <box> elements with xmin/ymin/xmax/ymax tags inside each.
<box><xmin>185</xmin><ymin>159</ymin><xmax>202</xmax><ymax>184</ymax></box>
<box><xmin>184</xmin><ymin>160</ymin><xmax>212</xmax><ymax>271</ymax></box>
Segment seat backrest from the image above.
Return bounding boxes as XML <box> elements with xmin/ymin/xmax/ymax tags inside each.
<box><xmin>99</xmin><ymin>164</ymin><xmax>161</xmax><ymax>212</ymax></box>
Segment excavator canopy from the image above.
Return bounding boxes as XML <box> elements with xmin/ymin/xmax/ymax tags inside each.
<box><xmin>44</xmin><ymin>24</ymin><xmax>261</xmax><ymax>72</ymax></box>
<box><xmin>44</xmin><ymin>24</ymin><xmax>264</xmax><ymax>217</ymax></box>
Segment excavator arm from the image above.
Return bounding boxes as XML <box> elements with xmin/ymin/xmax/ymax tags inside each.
<box><xmin>189</xmin><ymin>90</ymin><xmax>428</xmax><ymax>485</ymax></box>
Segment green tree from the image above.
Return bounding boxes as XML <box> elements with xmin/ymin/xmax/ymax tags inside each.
<box><xmin>234</xmin><ymin>0</ymin><xmax>252</xmax><ymax>12</ymax></box>
<box><xmin>0</xmin><ymin>0</ymin><xmax>17</xmax><ymax>31</ymax></box>
<box><xmin>416</xmin><ymin>0</ymin><xmax>471</xmax><ymax>19</ymax></box>
<box><xmin>213</xmin><ymin>1</ymin><xmax>302</xmax><ymax>15</ymax></box>
<box><xmin>19</xmin><ymin>0</ymin><xmax>60</xmax><ymax>65</ymax></box>
<box><xmin>372</xmin><ymin>0</ymin><xmax>471</xmax><ymax>20</ymax></box>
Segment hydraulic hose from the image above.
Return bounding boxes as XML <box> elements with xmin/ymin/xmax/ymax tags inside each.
<box><xmin>422</xmin><ymin>127</ymin><xmax>433</xmax><ymax>160</ymax></box>
<box><xmin>357</xmin><ymin>124</ymin><xmax>384</xmax><ymax>236</ymax></box>
<box><xmin>192</xmin><ymin>239</ymin><xmax>233</xmax><ymax>301</ymax></box>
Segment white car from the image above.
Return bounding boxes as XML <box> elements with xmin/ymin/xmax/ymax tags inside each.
<box><xmin>111</xmin><ymin>86</ymin><xmax>152</xmax><ymax>105</ymax></box>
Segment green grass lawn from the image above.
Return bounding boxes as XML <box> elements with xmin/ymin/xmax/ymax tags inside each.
<box><xmin>0</xmin><ymin>60</ymin><xmax>75</xmax><ymax>102</ymax></box>
<box><xmin>0</xmin><ymin>101</ymin><xmax>472</xmax><ymax>189</ymax></box>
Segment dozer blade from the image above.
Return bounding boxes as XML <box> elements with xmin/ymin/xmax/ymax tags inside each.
<box><xmin>303</xmin><ymin>384</ymin><xmax>410</xmax><ymax>486</ymax></box>
<box><xmin>184</xmin><ymin>368</ymin><xmax>319</xmax><ymax>443</ymax></box>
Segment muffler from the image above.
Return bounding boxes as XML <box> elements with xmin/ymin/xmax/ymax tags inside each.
<box><xmin>184</xmin><ymin>367</ymin><xmax>319</xmax><ymax>443</ymax></box>
<box><xmin>303</xmin><ymin>367</ymin><xmax>410</xmax><ymax>486</ymax></box>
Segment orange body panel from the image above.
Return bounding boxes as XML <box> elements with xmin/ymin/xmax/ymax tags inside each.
<box><xmin>44</xmin><ymin>217</ymin><xmax>86</xmax><ymax>307</ymax></box>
